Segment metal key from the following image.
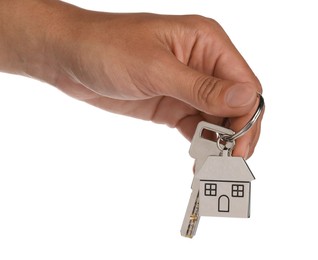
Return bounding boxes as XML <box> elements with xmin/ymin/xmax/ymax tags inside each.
<box><xmin>181</xmin><ymin>94</ymin><xmax>264</xmax><ymax>238</ymax></box>
<box><xmin>180</xmin><ymin>121</ymin><xmax>235</xmax><ymax>238</ymax></box>
<box><xmin>189</xmin><ymin>121</ymin><xmax>235</xmax><ymax>172</ymax></box>
<box><xmin>181</xmin><ymin>124</ymin><xmax>255</xmax><ymax>238</ymax></box>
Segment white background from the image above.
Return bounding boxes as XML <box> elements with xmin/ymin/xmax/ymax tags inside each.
<box><xmin>0</xmin><ymin>0</ymin><xmax>317</xmax><ymax>259</ymax></box>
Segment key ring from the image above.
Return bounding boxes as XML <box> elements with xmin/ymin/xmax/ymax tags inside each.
<box><xmin>221</xmin><ymin>93</ymin><xmax>264</xmax><ymax>142</ymax></box>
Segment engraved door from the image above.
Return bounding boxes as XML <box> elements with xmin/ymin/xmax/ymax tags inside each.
<box><xmin>218</xmin><ymin>195</ymin><xmax>230</xmax><ymax>212</ymax></box>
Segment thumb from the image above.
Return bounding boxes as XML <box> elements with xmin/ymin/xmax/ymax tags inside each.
<box><xmin>159</xmin><ymin>62</ymin><xmax>258</xmax><ymax>117</ymax></box>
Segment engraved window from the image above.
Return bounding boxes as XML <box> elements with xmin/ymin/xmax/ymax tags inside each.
<box><xmin>232</xmin><ymin>184</ymin><xmax>244</xmax><ymax>197</ymax></box>
<box><xmin>204</xmin><ymin>183</ymin><xmax>217</xmax><ymax>196</ymax></box>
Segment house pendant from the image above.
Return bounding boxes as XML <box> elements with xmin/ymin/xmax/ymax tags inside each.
<box><xmin>196</xmin><ymin>152</ymin><xmax>255</xmax><ymax>218</ymax></box>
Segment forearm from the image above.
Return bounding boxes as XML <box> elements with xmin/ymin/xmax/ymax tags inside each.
<box><xmin>0</xmin><ymin>0</ymin><xmax>80</xmax><ymax>83</ymax></box>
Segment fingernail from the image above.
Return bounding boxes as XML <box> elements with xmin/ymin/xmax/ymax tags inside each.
<box><xmin>225</xmin><ymin>85</ymin><xmax>255</xmax><ymax>108</ymax></box>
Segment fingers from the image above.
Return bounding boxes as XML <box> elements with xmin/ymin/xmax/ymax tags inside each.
<box><xmin>145</xmin><ymin>50</ymin><xmax>262</xmax><ymax>157</ymax></box>
<box><xmin>54</xmin><ymin>12</ymin><xmax>263</xmax><ymax>159</ymax></box>
<box><xmin>230</xmin><ymin>102</ymin><xmax>265</xmax><ymax>158</ymax></box>
<box><xmin>152</xmin><ymin>16</ymin><xmax>263</xmax><ymax>157</ymax></box>
<box><xmin>155</xmin><ymin>55</ymin><xmax>259</xmax><ymax>119</ymax></box>
<box><xmin>151</xmin><ymin>17</ymin><xmax>261</xmax><ymax>118</ymax></box>
<box><xmin>156</xmin><ymin>57</ymin><xmax>263</xmax><ymax>158</ymax></box>
<box><xmin>232</xmin><ymin>123</ymin><xmax>259</xmax><ymax>159</ymax></box>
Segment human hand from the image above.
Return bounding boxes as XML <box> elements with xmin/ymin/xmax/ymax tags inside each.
<box><xmin>0</xmin><ymin>0</ymin><xmax>263</xmax><ymax>158</ymax></box>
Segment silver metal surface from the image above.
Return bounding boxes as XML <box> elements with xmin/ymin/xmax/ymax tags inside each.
<box><xmin>189</xmin><ymin>121</ymin><xmax>234</xmax><ymax>172</ymax></box>
<box><xmin>180</xmin><ymin>190</ymin><xmax>200</xmax><ymax>238</ymax></box>
<box><xmin>181</xmin><ymin>120</ymin><xmax>257</xmax><ymax>238</ymax></box>
<box><xmin>198</xmin><ymin>152</ymin><xmax>254</xmax><ymax>218</ymax></box>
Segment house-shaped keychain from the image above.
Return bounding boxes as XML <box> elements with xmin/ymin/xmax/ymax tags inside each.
<box><xmin>196</xmin><ymin>152</ymin><xmax>255</xmax><ymax>218</ymax></box>
<box><xmin>182</xmin><ymin>95</ymin><xmax>263</xmax><ymax>237</ymax></box>
<box><xmin>181</xmin><ymin>121</ymin><xmax>255</xmax><ymax>238</ymax></box>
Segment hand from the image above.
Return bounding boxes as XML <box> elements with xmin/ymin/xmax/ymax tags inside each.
<box><xmin>0</xmin><ymin>0</ymin><xmax>263</xmax><ymax>158</ymax></box>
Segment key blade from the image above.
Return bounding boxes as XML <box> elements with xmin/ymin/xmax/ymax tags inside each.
<box><xmin>181</xmin><ymin>190</ymin><xmax>200</xmax><ymax>238</ymax></box>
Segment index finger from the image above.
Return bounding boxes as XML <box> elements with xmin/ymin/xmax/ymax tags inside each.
<box><xmin>185</xmin><ymin>18</ymin><xmax>262</xmax><ymax>90</ymax></box>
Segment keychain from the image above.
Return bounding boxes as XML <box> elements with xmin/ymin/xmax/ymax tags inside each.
<box><xmin>181</xmin><ymin>94</ymin><xmax>264</xmax><ymax>238</ymax></box>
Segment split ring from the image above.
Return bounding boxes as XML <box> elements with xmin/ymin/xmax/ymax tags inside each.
<box><xmin>223</xmin><ymin>93</ymin><xmax>264</xmax><ymax>142</ymax></box>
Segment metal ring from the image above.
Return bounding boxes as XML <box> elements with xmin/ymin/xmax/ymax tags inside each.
<box><xmin>216</xmin><ymin>137</ymin><xmax>235</xmax><ymax>152</ymax></box>
<box><xmin>224</xmin><ymin>93</ymin><xmax>264</xmax><ymax>142</ymax></box>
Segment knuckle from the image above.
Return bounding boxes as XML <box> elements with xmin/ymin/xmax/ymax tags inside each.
<box><xmin>255</xmin><ymin>78</ymin><xmax>263</xmax><ymax>94</ymax></box>
<box><xmin>186</xmin><ymin>15</ymin><xmax>223</xmax><ymax>34</ymax></box>
<box><xmin>193</xmin><ymin>76</ymin><xmax>222</xmax><ymax>112</ymax></box>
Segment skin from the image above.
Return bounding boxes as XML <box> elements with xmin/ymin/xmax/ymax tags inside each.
<box><xmin>0</xmin><ymin>0</ymin><xmax>263</xmax><ymax>159</ymax></box>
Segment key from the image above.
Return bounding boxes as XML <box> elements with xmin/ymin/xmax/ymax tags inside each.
<box><xmin>181</xmin><ymin>121</ymin><xmax>235</xmax><ymax>238</ymax></box>
<box><xmin>181</xmin><ymin>121</ymin><xmax>255</xmax><ymax>238</ymax></box>
<box><xmin>181</xmin><ymin>95</ymin><xmax>263</xmax><ymax>238</ymax></box>
<box><xmin>189</xmin><ymin>121</ymin><xmax>235</xmax><ymax>172</ymax></box>
<box><xmin>180</xmin><ymin>187</ymin><xmax>200</xmax><ymax>238</ymax></box>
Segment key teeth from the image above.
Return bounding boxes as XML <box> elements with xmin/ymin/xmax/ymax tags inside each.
<box><xmin>181</xmin><ymin>191</ymin><xmax>200</xmax><ymax>238</ymax></box>
<box><xmin>186</xmin><ymin>214</ymin><xmax>200</xmax><ymax>238</ymax></box>
<box><xmin>190</xmin><ymin>215</ymin><xmax>198</xmax><ymax>221</ymax></box>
